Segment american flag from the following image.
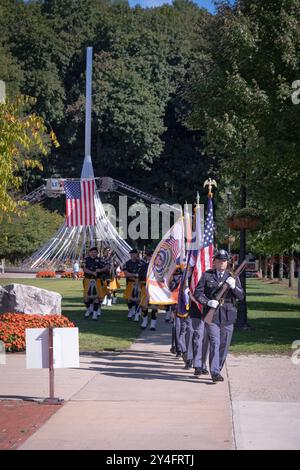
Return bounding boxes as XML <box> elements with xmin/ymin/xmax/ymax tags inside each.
<box><xmin>190</xmin><ymin>196</ymin><xmax>214</xmax><ymax>293</ymax></box>
<box><xmin>64</xmin><ymin>179</ymin><xmax>95</xmax><ymax>227</ymax></box>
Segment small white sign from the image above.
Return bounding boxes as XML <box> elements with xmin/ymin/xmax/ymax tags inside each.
<box><xmin>53</xmin><ymin>328</ymin><xmax>79</xmax><ymax>368</ymax></box>
<box><xmin>26</xmin><ymin>328</ymin><xmax>79</xmax><ymax>369</ymax></box>
<box><xmin>26</xmin><ymin>328</ymin><xmax>49</xmax><ymax>368</ymax></box>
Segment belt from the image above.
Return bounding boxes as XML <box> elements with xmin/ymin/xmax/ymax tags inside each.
<box><xmin>219</xmin><ymin>299</ymin><xmax>235</xmax><ymax>305</ymax></box>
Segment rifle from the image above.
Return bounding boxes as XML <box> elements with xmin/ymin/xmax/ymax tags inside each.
<box><xmin>204</xmin><ymin>260</ymin><xmax>247</xmax><ymax>325</ymax></box>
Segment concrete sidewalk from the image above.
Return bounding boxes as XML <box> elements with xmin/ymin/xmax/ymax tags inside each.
<box><xmin>9</xmin><ymin>315</ymin><xmax>234</xmax><ymax>450</ymax></box>
<box><xmin>2</xmin><ymin>316</ymin><xmax>300</xmax><ymax>450</ymax></box>
<box><xmin>227</xmin><ymin>354</ymin><xmax>300</xmax><ymax>450</ymax></box>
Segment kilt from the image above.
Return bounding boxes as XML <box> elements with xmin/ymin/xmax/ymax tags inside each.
<box><xmin>83</xmin><ymin>278</ymin><xmax>107</xmax><ymax>302</ymax></box>
<box><xmin>139</xmin><ymin>282</ymin><xmax>148</xmax><ymax>309</ymax></box>
<box><xmin>124</xmin><ymin>280</ymin><xmax>141</xmax><ymax>302</ymax></box>
<box><xmin>105</xmin><ymin>277</ymin><xmax>120</xmax><ymax>292</ymax></box>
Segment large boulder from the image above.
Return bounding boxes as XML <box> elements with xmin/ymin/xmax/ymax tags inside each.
<box><xmin>0</xmin><ymin>284</ymin><xmax>62</xmax><ymax>315</ymax></box>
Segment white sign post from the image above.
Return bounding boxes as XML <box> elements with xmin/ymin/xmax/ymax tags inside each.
<box><xmin>26</xmin><ymin>327</ymin><xmax>79</xmax><ymax>404</ymax></box>
<box><xmin>0</xmin><ymin>340</ymin><xmax>6</xmax><ymax>365</ymax></box>
<box><xmin>0</xmin><ymin>80</ymin><xmax>5</xmax><ymax>104</ymax></box>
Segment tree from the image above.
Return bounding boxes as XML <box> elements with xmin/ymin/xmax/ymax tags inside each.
<box><xmin>0</xmin><ymin>95</ymin><xmax>59</xmax><ymax>221</ymax></box>
<box><xmin>184</xmin><ymin>0</ymin><xmax>300</xmax><ymax>285</ymax></box>
<box><xmin>0</xmin><ymin>0</ymin><xmax>212</xmax><ymax>205</ymax></box>
<box><xmin>0</xmin><ymin>204</ymin><xmax>63</xmax><ymax>262</ymax></box>
<box><xmin>184</xmin><ymin>0</ymin><xmax>300</xmax><ymax>231</ymax></box>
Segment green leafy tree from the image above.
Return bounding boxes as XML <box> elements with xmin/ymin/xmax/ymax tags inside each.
<box><xmin>0</xmin><ymin>204</ymin><xmax>63</xmax><ymax>263</ymax></box>
<box><xmin>0</xmin><ymin>95</ymin><xmax>59</xmax><ymax>221</ymax></box>
<box><xmin>184</xmin><ymin>0</ymin><xmax>300</xmax><ymax>255</ymax></box>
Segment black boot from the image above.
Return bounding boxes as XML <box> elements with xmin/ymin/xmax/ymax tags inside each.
<box><xmin>184</xmin><ymin>360</ymin><xmax>193</xmax><ymax>370</ymax></box>
<box><xmin>211</xmin><ymin>373</ymin><xmax>224</xmax><ymax>382</ymax></box>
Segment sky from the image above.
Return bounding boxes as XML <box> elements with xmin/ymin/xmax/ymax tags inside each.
<box><xmin>128</xmin><ymin>1</ymin><xmax>219</xmax><ymax>13</ymax></box>
<box><xmin>24</xmin><ymin>0</ymin><xmax>235</xmax><ymax>15</ymax></box>
<box><xmin>24</xmin><ymin>1</ymin><xmax>228</xmax><ymax>14</ymax></box>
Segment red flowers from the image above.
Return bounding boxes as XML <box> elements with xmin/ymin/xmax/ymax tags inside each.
<box><xmin>36</xmin><ymin>271</ymin><xmax>56</xmax><ymax>278</ymax></box>
<box><xmin>0</xmin><ymin>313</ymin><xmax>75</xmax><ymax>352</ymax></box>
<box><xmin>36</xmin><ymin>271</ymin><xmax>84</xmax><ymax>278</ymax></box>
<box><xmin>60</xmin><ymin>271</ymin><xmax>84</xmax><ymax>278</ymax></box>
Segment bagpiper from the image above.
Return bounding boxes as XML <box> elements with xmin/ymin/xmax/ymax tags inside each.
<box><xmin>101</xmin><ymin>247</ymin><xmax>120</xmax><ymax>306</ymax></box>
<box><xmin>139</xmin><ymin>251</ymin><xmax>158</xmax><ymax>331</ymax></box>
<box><xmin>122</xmin><ymin>249</ymin><xmax>143</xmax><ymax>320</ymax></box>
<box><xmin>82</xmin><ymin>247</ymin><xmax>109</xmax><ymax>320</ymax></box>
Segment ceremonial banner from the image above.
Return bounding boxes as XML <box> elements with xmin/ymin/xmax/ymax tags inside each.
<box><xmin>177</xmin><ymin>205</ymin><xmax>194</xmax><ymax>316</ymax></box>
<box><xmin>190</xmin><ymin>196</ymin><xmax>214</xmax><ymax>294</ymax></box>
<box><xmin>147</xmin><ymin>216</ymin><xmax>185</xmax><ymax>305</ymax></box>
<box><xmin>65</xmin><ymin>179</ymin><xmax>95</xmax><ymax>227</ymax></box>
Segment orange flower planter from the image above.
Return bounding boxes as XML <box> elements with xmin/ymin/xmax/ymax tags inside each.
<box><xmin>226</xmin><ymin>217</ymin><xmax>260</xmax><ymax>231</ymax></box>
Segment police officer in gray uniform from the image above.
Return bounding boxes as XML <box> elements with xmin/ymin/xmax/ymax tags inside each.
<box><xmin>193</xmin><ymin>250</ymin><xmax>244</xmax><ymax>382</ymax></box>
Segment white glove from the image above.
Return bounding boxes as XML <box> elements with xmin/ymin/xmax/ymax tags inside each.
<box><xmin>226</xmin><ymin>276</ymin><xmax>236</xmax><ymax>289</ymax></box>
<box><xmin>207</xmin><ymin>299</ymin><xmax>219</xmax><ymax>309</ymax></box>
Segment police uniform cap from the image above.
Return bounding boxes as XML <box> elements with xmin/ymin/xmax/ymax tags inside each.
<box><xmin>214</xmin><ymin>249</ymin><xmax>230</xmax><ymax>261</ymax></box>
<box><xmin>89</xmin><ymin>247</ymin><xmax>98</xmax><ymax>252</ymax></box>
<box><xmin>130</xmin><ymin>249</ymin><xmax>139</xmax><ymax>254</ymax></box>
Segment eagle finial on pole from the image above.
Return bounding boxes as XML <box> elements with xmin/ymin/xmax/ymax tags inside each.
<box><xmin>203</xmin><ymin>178</ymin><xmax>217</xmax><ymax>198</ymax></box>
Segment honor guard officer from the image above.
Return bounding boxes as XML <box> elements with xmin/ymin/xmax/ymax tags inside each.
<box><xmin>82</xmin><ymin>247</ymin><xmax>109</xmax><ymax>320</ymax></box>
<box><xmin>168</xmin><ymin>266</ymin><xmax>186</xmax><ymax>357</ymax></box>
<box><xmin>139</xmin><ymin>251</ymin><xmax>158</xmax><ymax>331</ymax></box>
<box><xmin>193</xmin><ymin>249</ymin><xmax>244</xmax><ymax>382</ymax></box>
<box><xmin>123</xmin><ymin>249</ymin><xmax>143</xmax><ymax>320</ymax></box>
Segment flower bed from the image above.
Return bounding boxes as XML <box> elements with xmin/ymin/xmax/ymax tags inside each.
<box><xmin>0</xmin><ymin>313</ymin><xmax>75</xmax><ymax>352</ymax></box>
<box><xmin>60</xmin><ymin>271</ymin><xmax>84</xmax><ymax>278</ymax></box>
<box><xmin>36</xmin><ymin>271</ymin><xmax>56</xmax><ymax>278</ymax></box>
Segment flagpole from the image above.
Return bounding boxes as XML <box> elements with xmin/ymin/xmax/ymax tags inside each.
<box><xmin>85</xmin><ymin>46</ymin><xmax>93</xmax><ymax>161</ymax></box>
<box><xmin>82</xmin><ymin>46</ymin><xmax>95</xmax><ymax>180</ymax></box>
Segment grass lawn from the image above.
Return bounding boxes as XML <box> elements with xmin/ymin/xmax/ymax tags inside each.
<box><xmin>1</xmin><ymin>277</ymin><xmax>300</xmax><ymax>354</ymax></box>
<box><xmin>231</xmin><ymin>278</ymin><xmax>300</xmax><ymax>354</ymax></box>
<box><xmin>0</xmin><ymin>278</ymin><xmax>141</xmax><ymax>352</ymax></box>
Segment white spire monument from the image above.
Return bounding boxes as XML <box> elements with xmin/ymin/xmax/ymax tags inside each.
<box><xmin>23</xmin><ymin>47</ymin><xmax>131</xmax><ymax>269</ymax></box>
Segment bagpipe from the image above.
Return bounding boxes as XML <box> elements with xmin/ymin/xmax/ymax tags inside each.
<box><xmin>129</xmin><ymin>279</ymin><xmax>141</xmax><ymax>303</ymax></box>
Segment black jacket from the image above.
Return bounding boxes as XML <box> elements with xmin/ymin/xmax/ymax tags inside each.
<box><xmin>189</xmin><ymin>269</ymin><xmax>244</xmax><ymax>325</ymax></box>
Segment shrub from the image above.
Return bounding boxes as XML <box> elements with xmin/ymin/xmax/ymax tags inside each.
<box><xmin>36</xmin><ymin>271</ymin><xmax>56</xmax><ymax>278</ymax></box>
<box><xmin>61</xmin><ymin>271</ymin><xmax>84</xmax><ymax>278</ymax></box>
<box><xmin>60</xmin><ymin>271</ymin><xmax>72</xmax><ymax>278</ymax></box>
<box><xmin>227</xmin><ymin>207</ymin><xmax>260</xmax><ymax>219</ymax></box>
<box><xmin>0</xmin><ymin>313</ymin><xmax>75</xmax><ymax>352</ymax></box>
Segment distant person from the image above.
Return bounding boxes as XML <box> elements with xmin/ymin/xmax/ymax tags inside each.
<box><xmin>73</xmin><ymin>260</ymin><xmax>80</xmax><ymax>280</ymax></box>
<box><xmin>122</xmin><ymin>249</ymin><xmax>143</xmax><ymax>320</ymax></box>
<box><xmin>101</xmin><ymin>247</ymin><xmax>120</xmax><ymax>306</ymax></box>
<box><xmin>139</xmin><ymin>251</ymin><xmax>158</xmax><ymax>330</ymax></box>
